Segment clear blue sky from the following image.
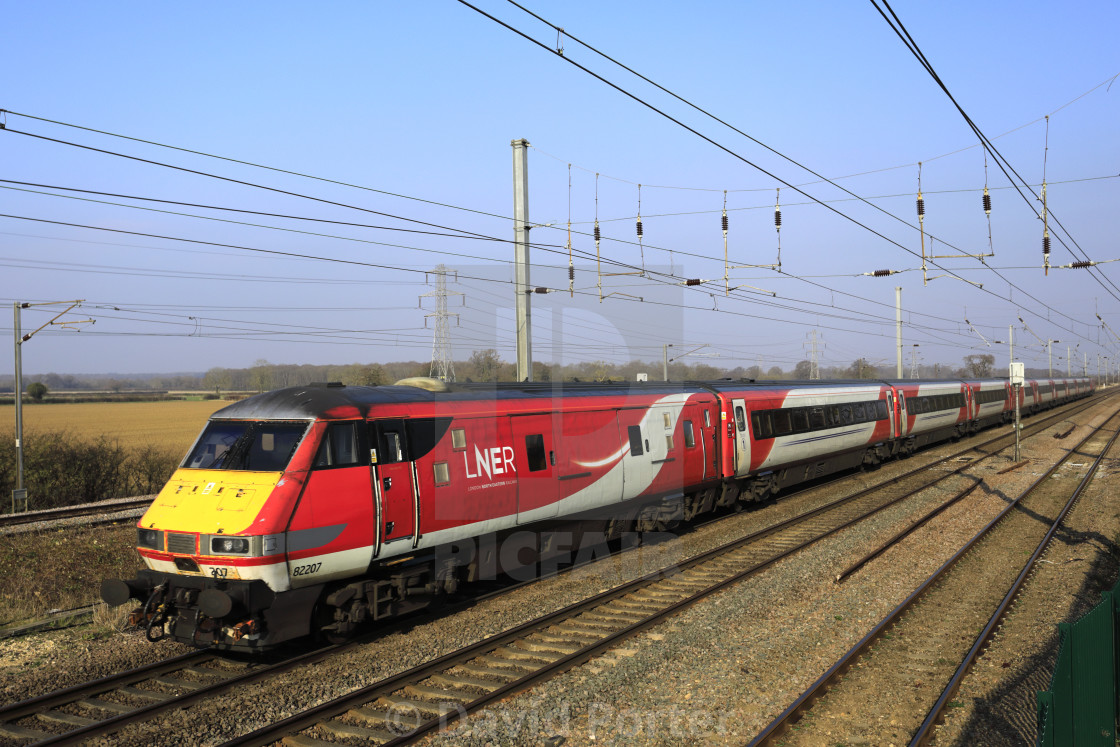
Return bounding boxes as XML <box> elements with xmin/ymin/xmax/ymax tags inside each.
<box><xmin>2</xmin><ymin>1</ymin><xmax>1118</xmax><ymax>377</ymax></box>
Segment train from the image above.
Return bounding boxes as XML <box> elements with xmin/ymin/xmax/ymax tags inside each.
<box><xmin>101</xmin><ymin>375</ymin><xmax>1093</xmax><ymax>650</ymax></box>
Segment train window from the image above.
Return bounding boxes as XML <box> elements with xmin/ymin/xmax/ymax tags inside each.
<box><xmin>877</xmin><ymin>400</ymin><xmax>889</xmax><ymax>420</ymax></box>
<box><xmin>451</xmin><ymin>428</ymin><xmax>466</xmax><ymax>450</ymax></box>
<box><xmin>525</xmin><ymin>434</ymin><xmax>547</xmax><ymax>471</ymax></box>
<box><xmin>703</xmin><ymin>410</ymin><xmax>711</xmax><ymax>428</ymax></box>
<box><xmin>663</xmin><ymin>412</ymin><xmax>672</xmax><ymax>429</ymax></box>
<box><xmin>772</xmin><ymin>410</ymin><xmax>792</xmax><ymax>436</ymax></box>
<box><xmin>809</xmin><ymin>407</ymin><xmax>826</xmax><ymax>429</ymax></box>
<box><xmin>838</xmin><ymin>404</ymin><xmax>853</xmax><ymax>426</ymax></box>
<box><xmin>370</xmin><ymin>420</ymin><xmax>408</xmax><ymax>464</ymax></box>
<box><xmin>828</xmin><ymin>405</ymin><xmax>841</xmax><ymax>426</ymax></box>
<box><xmin>184</xmin><ymin>421</ymin><xmax>307</xmax><ymax>471</ymax></box>
<box><xmin>851</xmin><ymin>402</ymin><xmax>866</xmax><ymax>422</ymax></box>
<box><xmin>791</xmin><ymin>409</ymin><xmax>809</xmax><ymax>433</ymax></box>
<box><xmin>628</xmin><ymin>425</ymin><xmax>644</xmax><ymax>456</ymax></box>
<box><xmin>735</xmin><ymin>406</ymin><xmax>747</xmax><ymax>432</ymax></box>
<box><xmin>382</xmin><ymin>432</ymin><xmax>404</xmax><ymax>463</ymax></box>
<box><xmin>683</xmin><ymin>420</ymin><xmax>696</xmax><ymax>448</ymax></box>
<box><xmin>433</xmin><ymin>461</ymin><xmax>450</xmax><ymax>486</ymax></box>
<box><xmin>666</xmin><ymin>434</ymin><xmax>675</xmax><ymax>451</ymax></box>
<box><xmin>314</xmin><ymin>422</ymin><xmax>361</xmax><ymax>468</ymax></box>
<box><xmin>752</xmin><ymin>412</ymin><xmax>773</xmax><ymax>440</ymax></box>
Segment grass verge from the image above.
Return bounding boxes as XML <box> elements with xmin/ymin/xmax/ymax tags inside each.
<box><xmin>0</xmin><ymin>524</ymin><xmax>143</xmax><ymax>626</ymax></box>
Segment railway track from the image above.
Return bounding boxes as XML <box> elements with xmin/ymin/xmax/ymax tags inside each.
<box><xmin>749</xmin><ymin>404</ymin><xmax>1120</xmax><ymax>746</ymax></box>
<box><xmin>0</xmin><ymin>397</ymin><xmax>1099</xmax><ymax>744</ymax></box>
<box><xmin>0</xmin><ymin>498</ymin><xmax>150</xmax><ymax>532</ymax></box>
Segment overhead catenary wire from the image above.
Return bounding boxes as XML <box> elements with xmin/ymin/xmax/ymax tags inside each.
<box><xmin>869</xmin><ymin>0</ymin><xmax>1120</xmax><ymax>302</ymax></box>
<box><xmin>0</xmin><ymin>105</ymin><xmax>1102</xmax><ymax>351</ymax></box>
<box><xmin>460</xmin><ymin>0</ymin><xmax>1106</xmax><ymax>345</ymax></box>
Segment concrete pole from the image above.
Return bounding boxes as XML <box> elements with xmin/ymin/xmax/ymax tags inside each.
<box><xmin>663</xmin><ymin>344</ymin><xmax>672</xmax><ymax>381</ymax></box>
<box><xmin>1067</xmin><ymin>345</ymin><xmax>1071</xmax><ymax>376</ymax></box>
<box><xmin>512</xmin><ymin>139</ymin><xmax>532</xmax><ymax>382</ymax></box>
<box><xmin>1048</xmin><ymin>340</ymin><xmax>1053</xmax><ymax>377</ymax></box>
<box><xmin>1009</xmin><ymin>325</ymin><xmax>1013</xmax><ymax>373</ymax></box>
<box><xmin>895</xmin><ymin>287</ymin><xmax>903</xmax><ymax>378</ymax></box>
<box><xmin>13</xmin><ymin>303</ymin><xmax>24</xmax><ymax>506</ymax></box>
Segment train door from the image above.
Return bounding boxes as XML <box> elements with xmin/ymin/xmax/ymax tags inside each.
<box><xmin>731</xmin><ymin>398</ymin><xmax>751</xmax><ymax>476</ymax></box>
<box><xmin>369</xmin><ymin>419</ymin><xmax>416</xmax><ymax>547</ymax></box>
<box><xmin>510</xmin><ymin>414</ymin><xmax>560</xmax><ymax>522</ymax></box>
<box><xmin>287</xmin><ymin>420</ymin><xmax>376</xmax><ymax>585</ymax></box>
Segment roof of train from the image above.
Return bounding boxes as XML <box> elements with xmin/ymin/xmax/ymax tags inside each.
<box><xmin>211</xmin><ymin>376</ymin><xmax>1089</xmax><ymax>420</ymax></box>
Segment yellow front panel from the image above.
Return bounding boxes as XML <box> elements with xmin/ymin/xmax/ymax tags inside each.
<box><xmin>139</xmin><ymin>469</ymin><xmax>283</xmax><ymax>535</ymax></box>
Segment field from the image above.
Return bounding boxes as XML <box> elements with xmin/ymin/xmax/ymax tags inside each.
<box><xmin>1</xmin><ymin>399</ymin><xmax>232</xmax><ymax>455</ymax></box>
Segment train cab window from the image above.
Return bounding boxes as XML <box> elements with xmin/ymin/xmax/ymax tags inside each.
<box><xmin>370</xmin><ymin>420</ymin><xmax>408</xmax><ymax>465</ymax></box>
<box><xmin>628</xmin><ymin>425</ymin><xmax>644</xmax><ymax>456</ymax></box>
<box><xmin>183</xmin><ymin>420</ymin><xmax>307</xmax><ymax>471</ymax></box>
<box><xmin>683</xmin><ymin>420</ymin><xmax>696</xmax><ymax>448</ymax></box>
<box><xmin>314</xmin><ymin>422</ymin><xmax>362</xmax><ymax>468</ymax></box>
<box><xmin>665</xmin><ymin>434</ymin><xmax>675</xmax><ymax>451</ymax></box>
<box><xmin>525</xmin><ymin>434</ymin><xmax>547</xmax><ymax>471</ymax></box>
<box><xmin>663</xmin><ymin>412</ymin><xmax>672</xmax><ymax>429</ymax></box>
<box><xmin>734</xmin><ymin>406</ymin><xmax>747</xmax><ymax>432</ymax></box>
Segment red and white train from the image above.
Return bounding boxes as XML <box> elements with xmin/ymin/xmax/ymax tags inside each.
<box><xmin>102</xmin><ymin>375</ymin><xmax>1092</xmax><ymax>649</ymax></box>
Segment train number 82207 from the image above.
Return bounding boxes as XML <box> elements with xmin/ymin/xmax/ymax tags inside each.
<box><xmin>292</xmin><ymin>562</ymin><xmax>322</xmax><ymax>577</ymax></box>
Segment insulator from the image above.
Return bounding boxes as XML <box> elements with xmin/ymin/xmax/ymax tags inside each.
<box><xmin>636</xmin><ymin>218</ymin><xmax>643</xmax><ymax>238</ymax></box>
<box><xmin>982</xmin><ymin>188</ymin><xmax>991</xmax><ymax>215</ymax></box>
<box><xmin>685</xmin><ymin>278</ymin><xmax>702</xmax><ymax>286</ymax></box>
<box><xmin>721</xmin><ymin>213</ymin><xmax>728</xmax><ymax>232</ymax></box>
<box><xmin>916</xmin><ymin>196</ymin><xmax>925</xmax><ymax>217</ymax></box>
<box><xmin>594</xmin><ymin>223</ymin><xmax>600</xmax><ymax>242</ymax></box>
<box><xmin>568</xmin><ymin>265</ymin><xmax>575</xmax><ymax>280</ymax></box>
<box><xmin>872</xmin><ymin>269</ymin><xmax>892</xmax><ymax>277</ymax></box>
<box><xmin>1043</xmin><ymin>234</ymin><xmax>1051</xmax><ymax>255</ymax></box>
<box><xmin>1071</xmin><ymin>261</ymin><xmax>1092</xmax><ymax>269</ymax></box>
<box><xmin>534</xmin><ymin>287</ymin><xmax>549</xmax><ymax>294</ymax></box>
<box><xmin>774</xmin><ymin>208</ymin><xmax>782</xmax><ymax>229</ymax></box>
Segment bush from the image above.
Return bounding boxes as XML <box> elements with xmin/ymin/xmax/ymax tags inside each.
<box><xmin>0</xmin><ymin>430</ymin><xmax>180</xmax><ymax>511</ymax></box>
<box><xmin>26</xmin><ymin>382</ymin><xmax>48</xmax><ymax>401</ymax></box>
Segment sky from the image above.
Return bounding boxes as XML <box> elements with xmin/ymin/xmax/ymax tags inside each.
<box><xmin>2</xmin><ymin>1</ymin><xmax>1118</xmax><ymax>378</ymax></box>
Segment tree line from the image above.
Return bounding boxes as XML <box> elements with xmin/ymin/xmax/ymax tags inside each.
<box><xmin>5</xmin><ymin>351</ymin><xmax>1070</xmax><ymax>398</ymax></box>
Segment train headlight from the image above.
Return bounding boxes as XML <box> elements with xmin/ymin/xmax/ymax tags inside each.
<box><xmin>137</xmin><ymin>528</ymin><xmax>163</xmax><ymax>550</ymax></box>
<box><xmin>211</xmin><ymin>537</ymin><xmax>250</xmax><ymax>555</ymax></box>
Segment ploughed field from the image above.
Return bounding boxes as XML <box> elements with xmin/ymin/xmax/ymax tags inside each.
<box><xmin>1</xmin><ymin>399</ymin><xmax>230</xmax><ymax>453</ymax></box>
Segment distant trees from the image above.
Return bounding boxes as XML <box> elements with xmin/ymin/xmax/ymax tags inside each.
<box><xmin>794</xmin><ymin>360</ymin><xmax>813</xmax><ymax>379</ymax></box>
<box><xmin>468</xmin><ymin>349</ymin><xmax>503</xmax><ymax>382</ymax></box>
<box><xmin>847</xmin><ymin>359</ymin><xmax>878</xmax><ymax>379</ymax></box>
<box><xmin>340</xmin><ymin>363</ymin><xmax>387</xmax><ymax>387</ymax></box>
<box><xmin>962</xmin><ymin>354</ymin><xmax>995</xmax><ymax>378</ymax></box>
<box><xmin>249</xmin><ymin>359</ymin><xmax>273</xmax><ymax>392</ymax></box>
<box><xmin>26</xmin><ymin>382</ymin><xmax>48</xmax><ymax>401</ymax></box>
<box><xmin>203</xmin><ymin>367</ymin><xmax>232</xmax><ymax>396</ymax></box>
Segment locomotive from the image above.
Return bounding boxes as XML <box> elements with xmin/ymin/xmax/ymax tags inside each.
<box><xmin>101</xmin><ymin>375</ymin><xmax>1092</xmax><ymax>650</ymax></box>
